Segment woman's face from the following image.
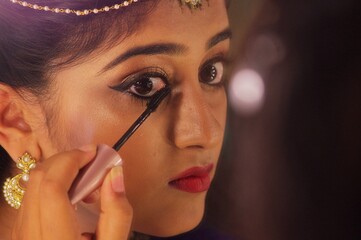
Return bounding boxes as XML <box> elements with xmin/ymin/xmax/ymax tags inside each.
<box><xmin>35</xmin><ymin>0</ymin><xmax>230</xmax><ymax>236</ymax></box>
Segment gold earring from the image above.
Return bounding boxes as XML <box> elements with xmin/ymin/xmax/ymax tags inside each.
<box><xmin>3</xmin><ymin>153</ymin><xmax>37</xmax><ymax>209</ymax></box>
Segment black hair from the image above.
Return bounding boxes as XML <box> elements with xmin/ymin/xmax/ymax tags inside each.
<box><xmin>0</xmin><ymin>0</ymin><xmax>157</xmax><ymax>183</ymax></box>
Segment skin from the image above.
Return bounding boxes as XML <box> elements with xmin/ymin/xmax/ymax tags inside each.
<box><xmin>0</xmin><ymin>0</ymin><xmax>230</xmax><ymax>238</ymax></box>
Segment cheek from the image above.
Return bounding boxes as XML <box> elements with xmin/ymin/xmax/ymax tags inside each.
<box><xmin>48</xmin><ymin>99</ymin><xmax>101</xmax><ymax>151</ymax></box>
<box><xmin>207</xmin><ymin>88</ymin><xmax>228</xmax><ymax>128</ymax></box>
<box><xmin>65</xmin><ymin>110</ymin><xmax>97</xmax><ymax>148</ymax></box>
<box><xmin>119</xmin><ymin>118</ymin><xmax>167</xmax><ymax>195</ymax></box>
<box><xmin>51</xmin><ymin>85</ymin><xmax>145</xmax><ymax>150</ymax></box>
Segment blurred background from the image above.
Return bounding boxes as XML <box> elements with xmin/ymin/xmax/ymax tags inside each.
<box><xmin>152</xmin><ymin>0</ymin><xmax>361</xmax><ymax>239</ymax></box>
<box><xmin>208</xmin><ymin>0</ymin><xmax>360</xmax><ymax>239</ymax></box>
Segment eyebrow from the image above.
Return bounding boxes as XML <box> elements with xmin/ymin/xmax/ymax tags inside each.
<box><xmin>101</xmin><ymin>43</ymin><xmax>187</xmax><ymax>73</ymax></box>
<box><xmin>207</xmin><ymin>28</ymin><xmax>232</xmax><ymax>50</ymax></box>
<box><xmin>101</xmin><ymin>27</ymin><xmax>232</xmax><ymax>73</ymax></box>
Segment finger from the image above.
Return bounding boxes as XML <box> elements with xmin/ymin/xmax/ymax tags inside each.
<box><xmin>38</xmin><ymin>146</ymin><xmax>97</xmax><ymax>238</ymax></box>
<box><xmin>13</xmin><ymin>146</ymin><xmax>96</xmax><ymax>240</ymax></box>
<box><xmin>96</xmin><ymin>165</ymin><xmax>133</xmax><ymax>240</ymax></box>
<box><xmin>39</xmin><ymin>179</ymin><xmax>80</xmax><ymax>239</ymax></box>
<box><xmin>82</xmin><ymin>189</ymin><xmax>100</xmax><ymax>204</ymax></box>
<box><xmin>41</xmin><ymin>145</ymin><xmax>97</xmax><ymax>191</ymax></box>
<box><xmin>81</xmin><ymin>233</ymin><xmax>95</xmax><ymax>240</ymax></box>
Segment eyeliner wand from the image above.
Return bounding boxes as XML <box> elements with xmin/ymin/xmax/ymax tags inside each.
<box><xmin>112</xmin><ymin>86</ymin><xmax>171</xmax><ymax>151</ymax></box>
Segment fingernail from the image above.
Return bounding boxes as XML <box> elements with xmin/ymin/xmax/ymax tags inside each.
<box><xmin>78</xmin><ymin>144</ymin><xmax>95</xmax><ymax>153</ymax></box>
<box><xmin>110</xmin><ymin>165</ymin><xmax>125</xmax><ymax>193</ymax></box>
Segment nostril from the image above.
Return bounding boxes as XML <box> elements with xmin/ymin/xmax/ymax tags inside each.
<box><xmin>172</xmin><ymin>122</ymin><xmax>223</xmax><ymax>149</ymax></box>
<box><xmin>168</xmin><ymin>87</ymin><xmax>226</xmax><ymax>150</ymax></box>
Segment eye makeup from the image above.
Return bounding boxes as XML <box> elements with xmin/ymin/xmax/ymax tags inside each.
<box><xmin>68</xmin><ymin>86</ymin><xmax>171</xmax><ymax>205</ymax></box>
<box><xmin>110</xmin><ymin>67</ymin><xmax>169</xmax><ymax>100</ymax></box>
<box><xmin>199</xmin><ymin>57</ymin><xmax>225</xmax><ymax>85</ymax></box>
<box><xmin>198</xmin><ymin>55</ymin><xmax>229</xmax><ymax>90</ymax></box>
<box><xmin>112</xmin><ymin>85</ymin><xmax>170</xmax><ymax>151</ymax></box>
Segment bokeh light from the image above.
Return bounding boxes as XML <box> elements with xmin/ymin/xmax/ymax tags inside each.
<box><xmin>229</xmin><ymin>68</ymin><xmax>265</xmax><ymax>115</ymax></box>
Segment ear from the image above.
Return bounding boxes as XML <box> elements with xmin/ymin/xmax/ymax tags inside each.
<box><xmin>0</xmin><ymin>84</ymin><xmax>40</xmax><ymax>162</ymax></box>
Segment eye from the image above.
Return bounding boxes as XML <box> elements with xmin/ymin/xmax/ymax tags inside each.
<box><xmin>110</xmin><ymin>69</ymin><xmax>169</xmax><ymax>100</ymax></box>
<box><xmin>199</xmin><ymin>61</ymin><xmax>224</xmax><ymax>85</ymax></box>
<box><xmin>129</xmin><ymin>75</ymin><xmax>166</xmax><ymax>98</ymax></box>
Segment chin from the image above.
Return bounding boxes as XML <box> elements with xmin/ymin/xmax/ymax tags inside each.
<box><xmin>133</xmin><ymin>200</ymin><xmax>206</xmax><ymax>237</ymax></box>
<box><xmin>152</xmin><ymin>215</ymin><xmax>203</xmax><ymax>237</ymax></box>
<box><xmin>140</xmin><ymin>216</ymin><xmax>203</xmax><ymax>238</ymax></box>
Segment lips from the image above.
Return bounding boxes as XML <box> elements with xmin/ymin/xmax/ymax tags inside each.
<box><xmin>168</xmin><ymin>164</ymin><xmax>214</xmax><ymax>193</ymax></box>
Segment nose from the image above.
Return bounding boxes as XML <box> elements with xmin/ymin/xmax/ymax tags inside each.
<box><xmin>168</xmin><ymin>84</ymin><xmax>225</xmax><ymax>150</ymax></box>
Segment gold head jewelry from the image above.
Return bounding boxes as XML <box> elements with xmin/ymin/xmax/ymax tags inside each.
<box><xmin>180</xmin><ymin>0</ymin><xmax>203</xmax><ymax>9</ymax></box>
<box><xmin>9</xmin><ymin>0</ymin><xmax>140</xmax><ymax>16</ymax></box>
<box><xmin>9</xmin><ymin>0</ymin><xmax>204</xmax><ymax>16</ymax></box>
<box><xmin>3</xmin><ymin>153</ymin><xmax>37</xmax><ymax>209</ymax></box>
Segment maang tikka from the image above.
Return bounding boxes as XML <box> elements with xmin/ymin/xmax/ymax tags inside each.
<box><xmin>179</xmin><ymin>0</ymin><xmax>203</xmax><ymax>9</ymax></box>
<box><xmin>3</xmin><ymin>153</ymin><xmax>37</xmax><ymax>209</ymax></box>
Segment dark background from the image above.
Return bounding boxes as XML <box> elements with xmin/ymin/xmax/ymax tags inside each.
<box><xmin>152</xmin><ymin>0</ymin><xmax>361</xmax><ymax>239</ymax></box>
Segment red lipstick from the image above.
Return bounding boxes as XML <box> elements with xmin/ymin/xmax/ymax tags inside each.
<box><xmin>169</xmin><ymin>164</ymin><xmax>213</xmax><ymax>193</ymax></box>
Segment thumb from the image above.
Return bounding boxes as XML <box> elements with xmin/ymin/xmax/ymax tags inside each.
<box><xmin>96</xmin><ymin>165</ymin><xmax>133</xmax><ymax>240</ymax></box>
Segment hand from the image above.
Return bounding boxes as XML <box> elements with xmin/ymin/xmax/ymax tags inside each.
<box><xmin>11</xmin><ymin>146</ymin><xmax>133</xmax><ymax>240</ymax></box>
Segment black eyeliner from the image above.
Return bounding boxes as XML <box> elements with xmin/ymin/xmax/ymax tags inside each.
<box><xmin>110</xmin><ymin>68</ymin><xmax>169</xmax><ymax>92</ymax></box>
<box><xmin>112</xmin><ymin>86</ymin><xmax>171</xmax><ymax>151</ymax></box>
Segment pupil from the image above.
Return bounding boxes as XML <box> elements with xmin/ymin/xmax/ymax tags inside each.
<box><xmin>134</xmin><ymin>78</ymin><xmax>153</xmax><ymax>95</ymax></box>
<box><xmin>201</xmin><ymin>65</ymin><xmax>217</xmax><ymax>82</ymax></box>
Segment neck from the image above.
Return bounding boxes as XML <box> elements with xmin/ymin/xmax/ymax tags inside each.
<box><xmin>0</xmin><ymin>200</ymin><xmax>151</xmax><ymax>240</ymax></box>
<box><xmin>0</xmin><ymin>201</ymin><xmax>16</xmax><ymax>240</ymax></box>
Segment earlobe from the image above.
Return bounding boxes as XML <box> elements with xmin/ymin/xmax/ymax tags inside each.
<box><xmin>0</xmin><ymin>84</ymin><xmax>35</xmax><ymax>160</ymax></box>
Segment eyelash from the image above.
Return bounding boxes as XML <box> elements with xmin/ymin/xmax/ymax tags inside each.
<box><xmin>109</xmin><ymin>55</ymin><xmax>229</xmax><ymax>102</ymax></box>
<box><xmin>199</xmin><ymin>55</ymin><xmax>229</xmax><ymax>88</ymax></box>
<box><xmin>109</xmin><ymin>68</ymin><xmax>169</xmax><ymax>101</ymax></box>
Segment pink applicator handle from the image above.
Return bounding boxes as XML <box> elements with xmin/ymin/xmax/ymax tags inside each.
<box><xmin>67</xmin><ymin>87</ymin><xmax>170</xmax><ymax>233</ymax></box>
<box><xmin>69</xmin><ymin>144</ymin><xmax>122</xmax><ymax>204</ymax></box>
<box><xmin>68</xmin><ymin>144</ymin><xmax>122</xmax><ymax>233</ymax></box>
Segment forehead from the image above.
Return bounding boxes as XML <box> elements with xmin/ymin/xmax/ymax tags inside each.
<box><xmin>99</xmin><ymin>0</ymin><xmax>229</xmax><ymax>61</ymax></box>
<box><xmin>52</xmin><ymin>0</ymin><xmax>229</xmax><ymax>75</ymax></box>
<box><xmin>135</xmin><ymin>0</ymin><xmax>228</xmax><ymax>41</ymax></box>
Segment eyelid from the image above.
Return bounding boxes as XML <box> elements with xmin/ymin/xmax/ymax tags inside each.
<box><xmin>200</xmin><ymin>54</ymin><xmax>230</xmax><ymax>72</ymax></box>
<box><xmin>198</xmin><ymin>54</ymin><xmax>229</xmax><ymax>89</ymax></box>
<box><xmin>109</xmin><ymin>67</ymin><xmax>169</xmax><ymax>92</ymax></box>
